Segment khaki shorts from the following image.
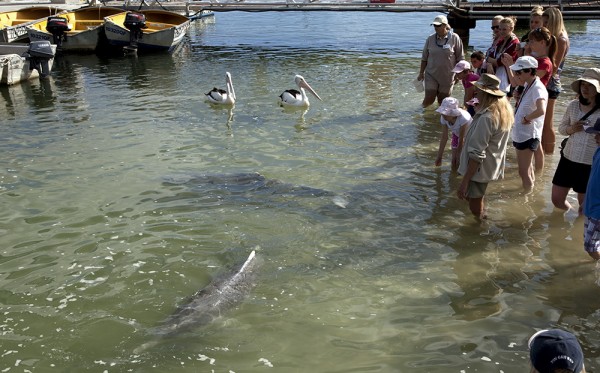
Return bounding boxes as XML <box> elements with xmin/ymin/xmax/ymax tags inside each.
<box><xmin>424</xmin><ymin>73</ymin><xmax>453</xmax><ymax>95</ymax></box>
<box><xmin>467</xmin><ymin>180</ymin><xmax>488</xmax><ymax>199</ymax></box>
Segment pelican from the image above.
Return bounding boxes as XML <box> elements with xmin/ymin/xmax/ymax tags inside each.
<box><xmin>279</xmin><ymin>75</ymin><xmax>322</xmax><ymax>107</ymax></box>
<box><xmin>205</xmin><ymin>72</ymin><xmax>236</xmax><ymax>105</ymax></box>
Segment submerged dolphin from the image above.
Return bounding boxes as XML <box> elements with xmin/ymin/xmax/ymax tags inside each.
<box><xmin>135</xmin><ymin>250</ymin><xmax>258</xmax><ymax>352</ymax></box>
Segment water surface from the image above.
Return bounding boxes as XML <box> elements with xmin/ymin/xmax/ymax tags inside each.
<box><xmin>2</xmin><ymin>10</ymin><xmax>600</xmax><ymax>372</ymax></box>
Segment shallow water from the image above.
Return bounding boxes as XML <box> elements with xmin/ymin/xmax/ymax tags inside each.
<box><xmin>2</xmin><ymin>10</ymin><xmax>600</xmax><ymax>372</ymax></box>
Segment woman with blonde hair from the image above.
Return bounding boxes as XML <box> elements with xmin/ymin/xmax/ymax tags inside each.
<box><xmin>486</xmin><ymin>16</ymin><xmax>520</xmax><ymax>93</ymax></box>
<box><xmin>542</xmin><ymin>7</ymin><xmax>570</xmax><ymax>154</ymax></box>
<box><xmin>457</xmin><ymin>74</ymin><xmax>514</xmax><ymax>219</ymax></box>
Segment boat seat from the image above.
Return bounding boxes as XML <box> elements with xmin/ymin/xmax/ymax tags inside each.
<box><xmin>11</xmin><ymin>19</ymin><xmax>32</xmax><ymax>25</ymax></box>
<box><xmin>74</xmin><ymin>20</ymin><xmax>104</xmax><ymax>30</ymax></box>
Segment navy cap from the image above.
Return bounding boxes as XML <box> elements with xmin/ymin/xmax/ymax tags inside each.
<box><xmin>529</xmin><ymin>329</ymin><xmax>584</xmax><ymax>373</ymax></box>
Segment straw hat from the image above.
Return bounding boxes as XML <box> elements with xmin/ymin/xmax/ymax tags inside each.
<box><xmin>571</xmin><ymin>68</ymin><xmax>600</xmax><ymax>93</ymax></box>
<box><xmin>473</xmin><ymin>74</ymin><xmax>506</xmax><ymax>97</ymax></box>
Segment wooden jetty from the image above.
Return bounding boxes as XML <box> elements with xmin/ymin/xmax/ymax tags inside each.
<box><xmin>97</xmin><ymin>0</ymin><xmax>600</xmax><ymax>46</ymax></box>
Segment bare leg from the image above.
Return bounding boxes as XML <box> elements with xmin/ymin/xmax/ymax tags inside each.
<box><xmin>551</xmin><ymin>184</ymin><xmax>572</xmax><ymax>210</ymax></box>
<box><xmin>578</xmin><ymin>192</ymin><xmax>586</xmax><ymax>215</ymax></box>
<box><xmin>516</xmin><ymin>148</ymin><xmax>535</xmax><ymax>192</ymax></box>
<box><xmin>422</xmin><ymin>89</ymin><xmax>437</xmax><ymax>108</ymax></box>
<box><xmin>589</xmin><ymin>251</ymin><xmax>600</xmax><ymax>260</ymax></box>
<box><xmin>542</xmin><ymin>98</ymin><xmax>557</xmax><ymax>154</ymax></box>
<box><xmin>534</xmin><ymin>143</ymin><xmax>544</xmax><ymax>172</ymax></box>
<box><xmin>468</xmin><ymin>197</ymin><xmax>486</xmax><ymax>219</ymax></box>
<box><xmin>436</xmin><ymin>91</ymin><xmax>450</xmax><ymax>106</ymax></box>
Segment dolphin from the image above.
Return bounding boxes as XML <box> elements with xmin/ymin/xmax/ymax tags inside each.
<box><xmin>135</xmin><ymin>250</ymin><xmax>259</xmax><ymax>352</ymax></box>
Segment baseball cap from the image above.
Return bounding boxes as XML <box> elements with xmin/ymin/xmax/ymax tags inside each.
<box><xmin>510</xmin><ymin>56</ymin><xmax>539</xmax><ymax>71</ymax></box>
<box><xmin>452</xmin><ymin>60</ymin><xmax>471</xmax><ymax>73</ymax></box>
<box><xmin>529</xmin><ymin>329</ymin><xmax>584</xmax><ymax>373</ymax></box>
<box><xmin>431</xmin><ymin>15</ymin><xmax>448</xmax><ymax>26</ymax></box>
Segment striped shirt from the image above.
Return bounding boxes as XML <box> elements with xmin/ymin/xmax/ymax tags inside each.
<box><xmin>558</xmin><ymin>100</ymin><xmax>600</xmax><ymax>165</ymax></box>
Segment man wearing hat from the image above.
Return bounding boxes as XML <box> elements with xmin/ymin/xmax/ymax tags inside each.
<box><xmin>582</xmin><ymin>117</ymin><xmax>600</xmax><ymax>260</ymax></box>
<box><xmin>528</xmin><ymin>329</ymin><xmax>586</xmax><ymax>373</ymax></box>
<box><xmin>417</xmin><ymin>14</ymin><xmax>464</xmax><ymax>108</ymax></box>
<box><xmin>509</xmin><ymin>56</ymin><xmax>548</xmax><ymax>192</ymax></box>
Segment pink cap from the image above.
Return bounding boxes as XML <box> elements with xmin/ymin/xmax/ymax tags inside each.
<box><xmin>452</xmin><ymin>60</ymin><xmax>471</xmax><ymax>73</ymax></box>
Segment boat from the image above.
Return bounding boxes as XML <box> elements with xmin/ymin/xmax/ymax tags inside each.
<box><xmin>27</xmin><ymin>6</ymin><xmax>127</xmax><ymax>52</ymax></box>
<box><xmin>0</xmin><ymin>6</ymin><xmax>65</xmax><ymax>43</ymax></box>
<box><xmin>103</xmin><ymin>10</ymin><xmax>191</xmax><ymax>53</ymax></box>
<box><xmin>0</xmin><ymin>41</ymin><xmax>56</xmax><ymax>85</ymax></box>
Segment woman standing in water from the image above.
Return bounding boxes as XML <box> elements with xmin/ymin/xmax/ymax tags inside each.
<box><xmin>551</xmin><ymin>68</ymin><xmax>600</xmax><ymax>212</ymax></box>
<box><xmin>417</xmin><ymin>14</ymin><xmax>464</xmax><ymax>108</ymax></box>
<box><xmin>541</xmin><ymin>7</ymin><xmax>570</xmax><ymax>154</ymax></box>
<box><xmin>457</xmin><ymin>74</ymin><xmax>514</xmax><ymax>219</ymax></box>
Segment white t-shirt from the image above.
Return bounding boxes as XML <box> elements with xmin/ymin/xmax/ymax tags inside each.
<box><xmin>512</xmin><ymin>78</ymin><xmax>548</xmax><ymax>143</ymax></box>
<box><xmin>440</xmin><ymin>109</ymin><xmax>472</xmax><ymax>137</ymax></box>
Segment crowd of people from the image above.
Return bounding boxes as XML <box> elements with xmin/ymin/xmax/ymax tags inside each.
<box><xmin>417</xmin><ymin>9</ymin><xmax>600</xmax><ymax>263</ymax></box>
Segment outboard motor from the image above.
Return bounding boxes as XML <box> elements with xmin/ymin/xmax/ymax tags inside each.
<box><xmin>123</xmin><ymin>12</ymin><xmax>146</xmax><ymax>54</ymax></box>
<box><xmin>25</xmin><ymin>40</ymin><xmax>55</xmax><ymax>78</ymax></box>
<box><xmin>45</xmin><ymin>16</ymin><xmax>70</xmax><ymax>48</ymax></box>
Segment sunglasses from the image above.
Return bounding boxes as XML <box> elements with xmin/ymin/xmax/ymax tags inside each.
<box><xmin>434</xmin><ymin>24</ymin><xmax>444</xmax><ymax>28</ymax></box>
<box><xmin>515</xmin><ymin>69</ymin><xmax>532</xmax><ymax>75</ymax></box>
<box><xmin>491</xmin><ymin>25</ymin><xmax>500</xmax><ymax>30</ymax></box>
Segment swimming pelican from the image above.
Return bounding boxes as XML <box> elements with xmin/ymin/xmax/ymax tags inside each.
<box><xmin>279</xmin><ymin>75</ymin><xmax>322</xmax><ymax>107</ymax></box>
<box><xmin>205</xmin><ymin>72</ymin><xmax>236</xmax><ymax>105</ymax></box>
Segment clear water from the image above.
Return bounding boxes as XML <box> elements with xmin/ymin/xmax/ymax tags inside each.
<box><xmin>2</xmin><ymin>10</ymin><xmax>600</xmax><ymax>372</ymax></box>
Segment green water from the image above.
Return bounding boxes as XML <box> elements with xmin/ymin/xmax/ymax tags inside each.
<box><xmin>2</xmin><ymin>13</ymin><xmax>600</xmax><ymax>372</ymax></box>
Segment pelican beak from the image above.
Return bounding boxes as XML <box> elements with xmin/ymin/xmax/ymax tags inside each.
<box><xmin>226</xmin><ymin>72</ymin><xmax>236</xmax><ymax>100</ymax></box>
<box><xmin>299</xmin><ymin>79</ymin><xmax>322</xmax><ymax>101</ymax></box>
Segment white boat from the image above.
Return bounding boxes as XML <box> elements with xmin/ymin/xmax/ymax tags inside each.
<box><xmin>0</xmin><ymin>6</ymin><xmax>65</xmax><ymax>43</ymax></box>
<box><xmin>103</xmin><ymin>10</ymin><xmax>191</xmax><ymax>53</ymax></box>
<box><xmin>0</xmin><ymin>41</ymin><xmax>56</xmax><ymax>85</ymax></box>
<box><xmin>27</xmin><ymin>6</ymin><xmax>127</xmax><ymax>52</ymax></box>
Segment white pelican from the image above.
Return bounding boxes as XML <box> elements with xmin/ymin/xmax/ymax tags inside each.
<box><xmin>205</xmin><ymin>72</ymin><xmax>236</xmax><ymax>105</ymax></box>
<box><xmin>279</xmin><ymin>75</ymin><xmax>322</xmax><ymax>107</ymax></box>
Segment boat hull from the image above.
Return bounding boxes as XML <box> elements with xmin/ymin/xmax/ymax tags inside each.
<box><xmin>0</xmin><ymin>6</ymin><xmax>65</xmax><ymax>43</ymax></box>
<box><xmin>0</xmin><ymin>43</ymin><xmax>56</xmax><ymax>85</ymax></box>
<box><xmin>26</xmin><ymin>6</ymin><xmax>126</xmax><ymax>52</ymax></box>
<box><xmin>104</xmin><ymin>10</ymin><xmax>190</xmax><ymax>53</ymax></box>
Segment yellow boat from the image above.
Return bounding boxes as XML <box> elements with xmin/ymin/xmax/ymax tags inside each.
<box><xmin>27</xmin><ymin>6</ymin><xmax>127</xmax><ymax>52</ymax></box>
<box><xmin>0</xmin><ymin>6</ymin><xmax>65</xmax><ymax>43</ymax></box>
<box><xmin>104</xmin><ymin>10</ymin><xmax>191</xmax><ymax>53</ymax></box>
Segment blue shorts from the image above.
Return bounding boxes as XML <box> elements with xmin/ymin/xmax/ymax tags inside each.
<box><xmin>513</xmin><ymin>138</ymin><xmax>540</xmax><ymax>151</ymax></box>
<box><xmin>584</xmin><ymin>216</ymin><xmax>600</xmax><ymax>255</ymax></box>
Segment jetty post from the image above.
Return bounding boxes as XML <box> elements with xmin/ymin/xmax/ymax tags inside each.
<box><xmin>448</xmin><ymin>11</ymin><xmax>476</xmax><ymax>51</ymax></box>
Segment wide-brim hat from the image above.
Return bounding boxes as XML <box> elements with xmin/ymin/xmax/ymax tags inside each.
<box><xmin>473</xmin><ymin>73</ymin><xmax>506</xmax><ymax>97</ymax></box>
<box><xmin>435</xmin><ymin>97</ymin><xmax>461</xmax><ymax>116</ymax></box>
<box><xmin>571</xmin><ymin>67</ymin><xmax>600</xmax><ymax>93</ymax></box>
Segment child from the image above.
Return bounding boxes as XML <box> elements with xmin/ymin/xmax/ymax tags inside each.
<box><xmin>470</xmin><ymin>50</ymin><xmax>486</xmax><ymax>76</ymax></box>
<box><xmin>583</xmin><ymin>118</ymin><xmax>600</xmax><ymax>260</ymax></box>
<box><xmin>509</xmin><ymin>56</ymin><xmax>548</xmax><ymax>192</ymax></box>
<box><xmin>434</xmin><ymin>97</ymin><xmax>472</xmax><ymax>170</ymax></box>
<box><xmin>452</xmin><ymin>60</ymin><xmax>480</xmax><ymax>116</ymax></box>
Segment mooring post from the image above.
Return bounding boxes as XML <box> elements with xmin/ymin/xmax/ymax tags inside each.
<box><xmin>449</xmin><ymin>13</ymin><xmax>476</xmax><ymax>52</ymax></box>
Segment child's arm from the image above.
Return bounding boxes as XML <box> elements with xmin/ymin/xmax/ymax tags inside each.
<box><xmin>464</xmin><ymin>85</ymin><xmax>475</xmax><ymax>105</ymax></box>
<box><xmin>435</xmin><ymin>126</ymin><xmax>449</xmax><ymax>166</ymax></box>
